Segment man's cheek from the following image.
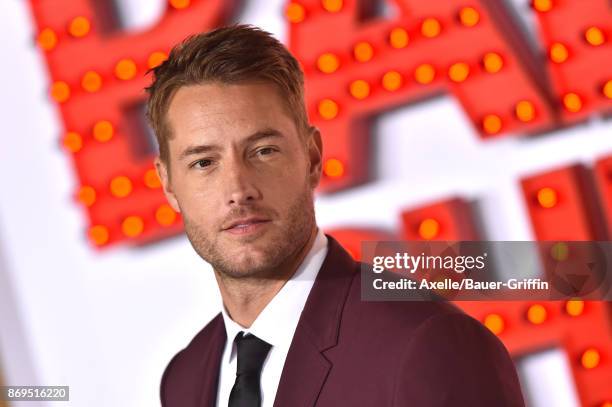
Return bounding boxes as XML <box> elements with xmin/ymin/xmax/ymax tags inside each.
<box><xmin>179</xmin><ymin>180</ymin><xmax>212</xmax><ymax>205</ymax></box>
<box><xmin>269</xmin><ymin>164</ymin><xmax>305</xmax><ymax>188</ymax></box>
<box><xmin>264</xmin><ymin>181</ymin><xmax>293</xmax><ymax>208</ymax></box>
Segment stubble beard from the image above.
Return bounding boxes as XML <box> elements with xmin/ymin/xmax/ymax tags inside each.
<box><xmin>182</xmin><ymin>183</ymin><xmax>316</xmax><ymax>280</ymax></box>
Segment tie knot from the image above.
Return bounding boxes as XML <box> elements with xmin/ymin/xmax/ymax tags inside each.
<box><xmin>234</xmin><ymin>331</ymin><xmax>272</xmax><ymax>376</ymax></box>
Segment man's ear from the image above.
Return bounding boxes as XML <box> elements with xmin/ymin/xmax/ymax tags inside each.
<box><xmin>306</xmin><ymin>126</ymin><xmax>323</xmax><ymax>189</ymax></box>
<box><xmin>154</xmin><ymin>156</ymin><xmax>181</xmax><ymax>213</ymax></box>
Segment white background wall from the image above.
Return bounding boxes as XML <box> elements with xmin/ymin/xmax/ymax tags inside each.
<box><xmin>0</xmin><ymin>0</ymin><xmax>610</xmax><ymax>405</ymax></box>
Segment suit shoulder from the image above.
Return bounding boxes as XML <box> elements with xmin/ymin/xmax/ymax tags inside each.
<box><xmin>393</xmin><ymin>311</ymin><xmax>524</xmax><ymax>406</ymax></box>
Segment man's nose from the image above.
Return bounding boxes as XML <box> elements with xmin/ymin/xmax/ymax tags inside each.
<box><xmin>223</xmin><ymin>156</ymin><xmax>261</xmax><ymax>205</ymax></box>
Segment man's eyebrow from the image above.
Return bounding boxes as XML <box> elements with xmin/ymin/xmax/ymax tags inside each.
<box><xmin>179</xmin><ymin>144</ymin><xmax>221</xmax><ymax>161</ymax></box>
<box><xmin>178</xmin><ymin>129</ymin><xmax>285</xmax><ymax>161</ymax></box>
<box><xmin>244</xmin><ymin>128</ymin><xmax>285</xmax><ymax>144</ymax></box>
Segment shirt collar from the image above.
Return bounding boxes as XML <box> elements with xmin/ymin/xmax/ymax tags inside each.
<box><xmin>220</xmin><ymin>227</ymin><xmax>328</xmax><ymax>363</ymax></box>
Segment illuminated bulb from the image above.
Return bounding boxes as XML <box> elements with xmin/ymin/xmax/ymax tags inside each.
<box><xmin>156</xmin><ymin>204</ymin><xmax>177</xmax><ymax>226</ymax></box>
<box><xmin>515</xmin><ymin>100</ymin><xmax>536</xmax><ymax>122</ymax></box>
<box><xmin>144</xmin><ymin>169</ymin><xmax>161</xmax><ymax>189</ymax></box>
<box><xmin>563</xmin><ymin>92</ymin><xmax>583</xmax><ymax>113</ymax></box>
<box><xmin>318</xmin><ymin>99</ymin><xmax>339</xmax><ymax>120</ymax></box>
<box><xmin>448</xmin><ymin>62</ymin><xmax>470</xmax><ymax>83</ymax></box>
<box><xmin>550</xmin><ymin>242</ymin><xmax>569</xmax><ymax>261</ymax></box>
<box><xmin>483</xmin><ymin>52</ymin><xmax>503</xmax><ymax>73</ymax></box>
<box><xmin>110</xmin><ymin>176</ymin><xmax>133</xmax><ymax>198</ymax></box>
<box><xmin>148</xmin><ymin>51</ymin><xmax>168</xmax><ymax>69</ymax></box>
<box><xmin>382</xmin><ymin>71</ymin><xmax>402</xmax><ymax>91</ymax></box>
<box><xmin>537</xmin><ymin>187</ymin><xmax>558</xmax><ymax>208</ymax></box>
<box><xmin>322</xmin><ymin>0</ymin><xmax>343</xmax><ymax>13</ymax></box>
<box><xmin>603</xmin><ymin>80</ymin><xmax>612</xmax><ymax>99</ymax></box>
<box><xmin>317</xmin><ymin>53</ymin><xmax>340</xmax><ymax>74</ymax></box>
<box><xmin>354</xmin><ymin>42</ymin><xmax>374</xmax><ymax>62</ymax></box>
<box><xmin>77</xmin><ymin>186</ymin><xmax>96</xmax><ymax>207</ymax></box>
<box><xmin>459</xmin><ymin>7</ymin><xmax>480</xmax><ymax>27</ymax></box>
<box><xmin>389</xmin><ymin>28</ymin><xmax>409</xmax><ymax>48</ymax></box>
<box><xmin>483</xmin><ymin>314</ymin><xmax>504</xmax><ymax>335</ymax></box>
<box><xmin>585</xmin><ymin>26</ymin><xmax>605</xmax><ymax>46</ymax></box>
<box><xmin>286</xmin><ymin>2</ymin><xmax>306</xmax><ymax>23</ymax></box>
<box><xmin>421</xmin><ymin>18</ymin><xmax>441</xmax><ymax>38</ymax></box>
<box><xmin>69</xmin><ymin>16</ymin><xmax>91</xmax><ymax>38</ymax></box>
<box><xmin>418</xmin><ymin>218</ymin><xmax>439</xmax><ymax>240</ymax></box>
<box><xmin>63</xmin><ymin>131</ymin><xmax>82</xmax><ymax>152</ymax></box>
<box><xmin>51</xmin><ymin>81</ymin><xmax>70</xmax><ymax>103</ymax></box>
<box><xmin>122</xmin><ymin>216</ymin><xmax>144</xmax><ymax>237</ymax></box>
<box><xmin>600</xmin><ymin>402</ymin><xmax>612</xmax><ymax>407</ymax></box>
<box><xmin>565</xmin><ymin>299</ymin><xmax>585</xmax><ymax>316</ymax></box>
<box><xmin>527</xmin><ymin>304</ymin><xmax>547</xmax><ymax>324</ymax></box>
<box><xmin>81</xmin><ymin>71</ymin><xmax>102</xmax><ymax>92</ymax></box>
<box><xmin>482</xmin><ymin>114</ymin><xmax>502</xmax><ymax>134</ymax></box>
<box><xmin>324</xmin><ymin>158</ymin><xmax>344</xmax><ymax>178</ymax></box>
<box><xmin>93</xmin><ymin>120</ymin><xmax>114</xmax><ymax>142</ymax></box>
<box><xmin>169</xmin><ymin>0</ymin><xmax>190</xmax><ymax>9</ymax></box>
<box><xmin>37</xmin><ymin>28</ymin><xmax>57</xmax><ymax>50</ymax></box>
<box><xmin>89</xmin><ymin>225</ymin><xmax>109</xmax><ymax>246</ymax></box>
<box><xmin>532</xmin><ymin>0</ymin><xmax>553</xmax><ymax>12</ymax></box>
<box><xmin>115</xmin><ymin>59</ymin><xmax>137</xmax><ymax>80</ymax></box>
<box><xmin>414</xmin><ymin>64</ymin><xmax>435</xmax><ymax>84</ymax></box>
<box><xmin>349</xmin><ymin>79</ymin><xmax>370</xmax><ymax>99</ymax></box>
<box><xmin>549</xmin><ymin>42</ymin><xmax>569</xmax><ymax>63</ymax></box>
<box><xmin>581</xmin><ymin>348</ymin><xmax>600</xmax><ymax>369</ymax></box>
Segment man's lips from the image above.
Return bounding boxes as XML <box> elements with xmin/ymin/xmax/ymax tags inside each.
<box><xmin>222</xmin><ymin>217</ymin><xmax>271</xmax><ymax>231</ymax></box>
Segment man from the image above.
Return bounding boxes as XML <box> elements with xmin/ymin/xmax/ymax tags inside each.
<box><xmin>145</xmin><ymin>24</ymin><xmax>525</xmax><ymax>407</ymax></box>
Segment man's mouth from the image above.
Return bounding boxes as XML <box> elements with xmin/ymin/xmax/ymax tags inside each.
<box><xmin>223</xmin><ymin>218</ymin><xmax>271</xmax><ymax>235</ymax></box>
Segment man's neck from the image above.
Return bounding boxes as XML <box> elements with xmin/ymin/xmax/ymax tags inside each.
<box><xmin>215</xmin><ymin>226</ymin><xmax>319</xmax><ymax>328</ymax></box>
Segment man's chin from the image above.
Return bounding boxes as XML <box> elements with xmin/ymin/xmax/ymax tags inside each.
<box><xmin>217</xmin><ymin>245</ymin><xmax>280</xmax><ymax>275</ymax></box>
<box><xmin>217</xmin><ymin>258</ymin><xmax>280</xmax><ymax>279</ymax></box>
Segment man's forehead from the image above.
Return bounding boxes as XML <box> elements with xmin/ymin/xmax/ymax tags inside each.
<box><xmin>166</xmin><ymin>83</ymin><xmax>298</xmax><ymax>141</ymax></box>
<box><xmin>169</xmin><ymin>83</ymin><xmax>290</xmax><ymax>124</ymax></box>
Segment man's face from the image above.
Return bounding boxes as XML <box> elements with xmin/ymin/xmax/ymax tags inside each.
<box><xmin>156</xmin><ymin>82</ymin><xmax>322</xmax><ymax>279</ymax></box>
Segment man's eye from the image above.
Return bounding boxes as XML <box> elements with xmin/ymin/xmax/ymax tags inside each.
<box><xmin>257</xmin><ymin>147</ymin><xmax>276</xmax><ymax>156</ymax></box>
<box><xmin>192</xmin><ymin>159</ymin><xmax>212</xmax><ymax>168</ymax></box>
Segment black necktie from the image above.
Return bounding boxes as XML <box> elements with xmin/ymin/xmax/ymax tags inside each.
<box><xmin>228</xmin><ymin>331</ymin><xmax>272</xmax><ymax>407</ymax></box>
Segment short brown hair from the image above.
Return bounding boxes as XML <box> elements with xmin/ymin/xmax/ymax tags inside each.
<box><xmin>144</xmin><ymin>24</ymin><xmax>310</xmax><ymax>164</ymax></box>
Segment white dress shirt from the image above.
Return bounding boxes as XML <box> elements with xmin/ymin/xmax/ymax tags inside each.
<box><xmin>216</xmin><ymin>228</ymin><xmax>329</xmax><ymax>407</ymax></box>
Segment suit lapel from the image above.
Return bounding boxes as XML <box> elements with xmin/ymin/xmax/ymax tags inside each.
<box><xmin>198</xmin><ymin>315</ymin><xmax>226</xmax><ymax>407</ymax></box>
<box><xmin>273</xmin><ymin>234</ymin><xmax>358</xmax><ymax>407</ymax></box>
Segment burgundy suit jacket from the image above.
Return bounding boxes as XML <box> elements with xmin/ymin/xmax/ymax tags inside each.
<box><xmin>160</xmin><ymin>234</ymin><xmax>525</xmax><ymax>406</ymax></box>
